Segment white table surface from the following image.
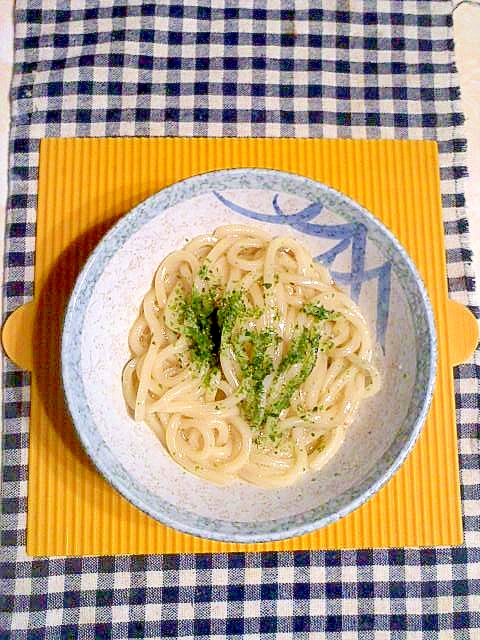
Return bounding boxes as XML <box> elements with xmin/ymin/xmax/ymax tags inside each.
<box><xmin>0</xmin><ymin>1</ymin><xmax>478</xmax><ymax>312</ymax></box>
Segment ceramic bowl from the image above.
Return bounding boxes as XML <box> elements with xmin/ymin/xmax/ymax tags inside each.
<box><xmin>61</xmin><ymin>168</ymin><xmax>437</xmax><ymax>543</ymax></box>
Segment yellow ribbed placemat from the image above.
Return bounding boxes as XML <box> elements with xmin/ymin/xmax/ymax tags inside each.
<box><xmin>4</xmin><ymin>137</ymin><xmax>474</xmax><ymax>556</ymax></box>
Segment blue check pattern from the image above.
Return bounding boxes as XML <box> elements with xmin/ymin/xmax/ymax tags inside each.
<box><xmin>2</xmin><ymin>1</ymin><xmax>480</xmax><ymax>637</ymax></box>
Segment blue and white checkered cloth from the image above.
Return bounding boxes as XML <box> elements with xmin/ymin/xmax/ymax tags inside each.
<box><xmin>2</xmin><ymin>1</ymin><xmax>479</xmax><ymax>637</ymax></box>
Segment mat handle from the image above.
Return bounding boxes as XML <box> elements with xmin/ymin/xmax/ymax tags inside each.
<box><xmin>446</xmin><ymin>299</ymin><xmax>479</xmax><ymax>366</ymax></box>
<box><xmin>2</xmin><ymin>301</ymin><xmax>36</xmax><ymax>371</ymax></box>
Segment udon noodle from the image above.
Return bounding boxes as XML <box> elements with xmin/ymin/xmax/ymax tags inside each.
<box><xmin>123</xmin><ymin>225</ymin><xmax>381</xmax><ymax>488</ymax></box>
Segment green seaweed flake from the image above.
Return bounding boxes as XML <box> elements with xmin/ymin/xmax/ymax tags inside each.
<box><xmin>236</xmin><ymin>328</ymin><xmax>280</xmax><ymax>429</ymax></box>
<box><xmin>303</xmin><ymin>302</ymin><xmax>340</xmax><ymax>321</ymax></box>
<box><xmin>197</xmin><ymin>260</ymin><xmax>212</xmax><ymax>280</ymax></box>
<box><xmin>175</xmin><ymin>287</ymin><xmax>220</xmax><ymax>380</ymax></box>
<box><xmin>172</xmin><ymin>273</ymin><xmax>333</xmax><ymax>444</ymax></box>
<box><xmin>172</xmin><ymin>282</ymin><xmax>257</xmax><ymax>385</ymax></box>
<box><xmin>217</xmin><ymin>289</ymin><xmax>248</xmax><ymax>340</ymax></box>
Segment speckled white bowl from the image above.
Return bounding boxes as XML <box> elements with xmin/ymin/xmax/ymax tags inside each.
<box><xmin>61</xmin><ymin>169</ymin><xmax>437</xmax><ymax>543</ymax></box>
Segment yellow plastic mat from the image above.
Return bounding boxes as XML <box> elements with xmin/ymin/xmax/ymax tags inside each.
<box><xmin>3</xmin><ymin>137</ymin><xmax>478</xmax><ymax>556</ymax></box>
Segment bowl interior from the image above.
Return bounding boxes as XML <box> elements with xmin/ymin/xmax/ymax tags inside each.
<box><xmin>62</xmin><ymin>169</ymin><xmax>436</xmax><ymax>542</ymax></box>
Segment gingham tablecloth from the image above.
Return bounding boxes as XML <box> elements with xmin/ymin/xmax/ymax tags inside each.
<box><xmin>2</xmin><ymin>1</ymin><xmax>479</xmax><ymax>637</ymax></box>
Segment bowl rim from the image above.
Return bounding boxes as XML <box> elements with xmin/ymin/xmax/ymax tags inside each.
<box><xmin>61</xmin><ymin>167</ymin><xmax>438</xmax><ymax>543</ymax></box>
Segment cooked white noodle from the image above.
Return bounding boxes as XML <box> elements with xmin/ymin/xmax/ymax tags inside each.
<box><xmin>123</xmin><ymin>225</ymin><xmax>381</xmax><ymax>487</ymax></box>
